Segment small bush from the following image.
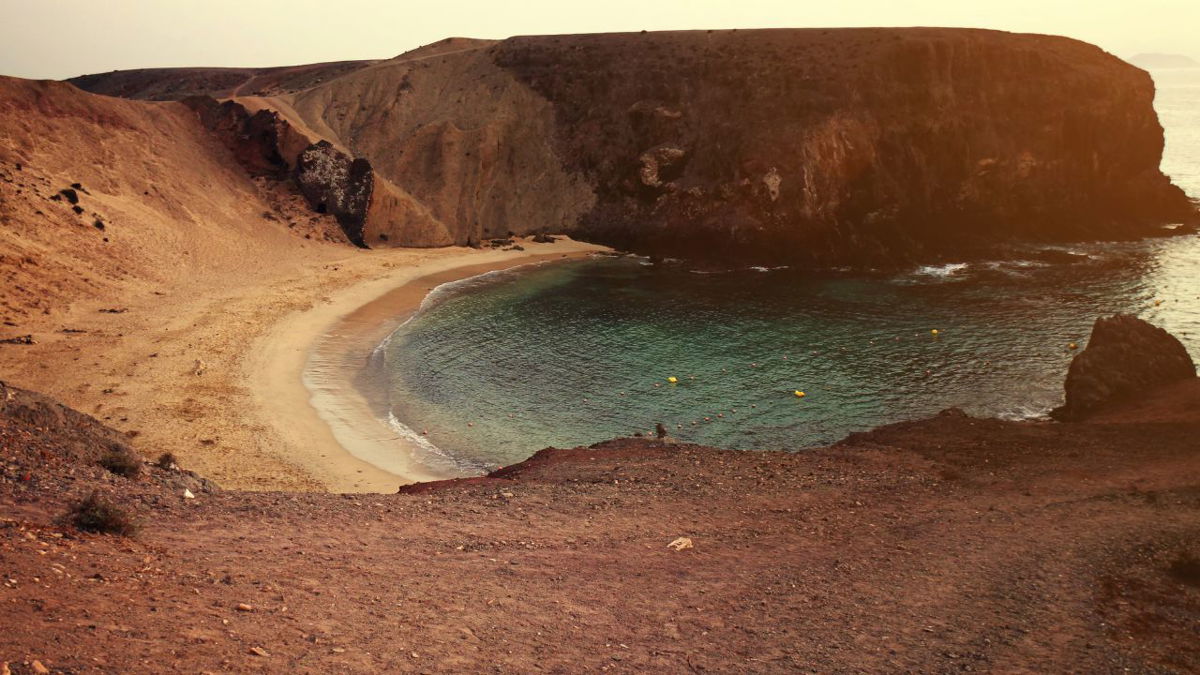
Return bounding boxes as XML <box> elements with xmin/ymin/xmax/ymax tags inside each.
<box><xmin>69</xmin><ymin>491</ymin><xmax>138</xmax><ymax>536</ymax></box>
<box><xmin>156</xmin><ymin>452</ymin><xmax>178</xmax><ymax>470</ymax></box>
<box><xmin>99</xmin><ymin>447</ymin><xmax>142</xmax><ymax>478</ymax></box>
<box><xmin>1168</xmin><ymin>552</ymin><xmax>1200</xmax><ymax>588</ymax></box>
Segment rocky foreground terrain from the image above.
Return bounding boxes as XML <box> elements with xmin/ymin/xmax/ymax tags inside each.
<box><xmin>0</xmin><ymin>316</ymin><xmax>1197</xmax><ymax>673</ymax></box>
<box><xmin>70</xmin><ymin>29</ymin><xmax>1197</xmax><ymax>264</ymax></box>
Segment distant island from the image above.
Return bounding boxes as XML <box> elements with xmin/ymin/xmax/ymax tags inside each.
<box><xmin>1128</xmin><ymin>52</ymin><xmax>1199</xmax><ymax>69</ymax></box>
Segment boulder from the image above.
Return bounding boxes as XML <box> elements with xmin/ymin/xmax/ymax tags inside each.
<box><xmin>295</xmin><ymin>141</ymin><xmax>374</xmax><ymax>247</ymax></box>
<box><xmin>1051</xmin><ymin>315</ymin><xmax>1196</xmax><ymax>421</ymax></box>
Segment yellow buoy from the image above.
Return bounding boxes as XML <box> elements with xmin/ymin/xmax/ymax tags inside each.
<box><xmin>931</xmin><ymin>329</ymin><xmax>940</xmax><ymax>336</ymax></box>
<box><xmin>667</xmin><ymin>376</ymin><xmax>678</xmax><ymax>384</ymax></box>
<box><xmin>1068</xmin><ymin>342</ymin><xmax>1078</xmax><ymax>350</ymax></box>
<box><xmin>794</xmin><ymin>390</ymin><xmax>806</xmax><ymax>398</ymax></box>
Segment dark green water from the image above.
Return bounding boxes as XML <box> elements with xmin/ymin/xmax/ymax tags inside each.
<box><xmin>380</xmin><ymin>237</ymin><xmax>1200</xmax><ymax>474</ymax></box>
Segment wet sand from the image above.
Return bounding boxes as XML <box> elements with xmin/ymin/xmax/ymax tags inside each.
<box><xmin>247</xmin><ymin>238</ymin><xmax>608</xmax><ymax>493</ymax></box>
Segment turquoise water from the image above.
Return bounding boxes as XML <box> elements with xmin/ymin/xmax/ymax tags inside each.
<box><xmin>378</xmin><ymin>74</ymin><xmax>1200</xmax><ymax>475</ymax></box>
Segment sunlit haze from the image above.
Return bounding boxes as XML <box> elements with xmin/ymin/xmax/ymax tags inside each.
<box><xmin>1</xmin><ymin>0</ymin><xmax>1198</xmax><ymax>80</ymax></box>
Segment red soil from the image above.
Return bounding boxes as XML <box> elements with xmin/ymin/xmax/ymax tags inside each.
<box><xmin>0</xmin><ymin>380</ymin><xmax>1197</xmax><ymax>672</ymax></box>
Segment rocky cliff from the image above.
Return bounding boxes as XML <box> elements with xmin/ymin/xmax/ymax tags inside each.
<box><xmin>1052</xmin><ymin>315</ymin><xmax>1197</xmax><ymax>421</ymax></box>
<box><xmin>70</xmin><ymin>29</ymin><xmax>1198</xmax><ymax>265</ymax></box>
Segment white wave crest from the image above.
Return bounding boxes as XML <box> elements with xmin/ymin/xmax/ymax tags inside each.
<box><xmin>914</xmin><ymin>262</ymin><xmax>969</xmax><ymax>278</ymax></box>
<box><xmin>995</xmin><ymin>404</ymin><xmax>1053</xmax><ymax>422</ymax></box>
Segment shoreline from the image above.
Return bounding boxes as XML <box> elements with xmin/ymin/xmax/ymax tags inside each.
<box><xmin>246</xmin><ymin>237</ymin><xmax>610</xmax><ymax>493</ymax></box>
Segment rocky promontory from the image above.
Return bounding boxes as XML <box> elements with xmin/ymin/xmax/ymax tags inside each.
<box><xmin>71</xmin><ymin>29</ymin><xmax>1197</xmax><ymax>265</ymax></box>
<box><xmin>1052</xmin><ymin>314</ymin><xmax>1197</xmax><ymax>421</ymax></box>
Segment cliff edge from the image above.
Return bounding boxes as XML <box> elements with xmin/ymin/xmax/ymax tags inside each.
<box><xmin>71</xmin><ymin>29</ymin><xmax>1197</xmax><ymax>265</ymax></box>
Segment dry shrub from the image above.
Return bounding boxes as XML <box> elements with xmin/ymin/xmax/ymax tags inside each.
<box><xmin>98</xmin><ymin>447</ymin><xmax>142</xmax><ymax>478</ymax></box>
<box><xmin>1168</xmin><ymin>551</ymin><xmax>1200</xmax><ymax>588</ymax></box>
<box><xmin>69</xmin><ymin>491</ymin><xmax>138</xmax><ymax>536</ymax></box>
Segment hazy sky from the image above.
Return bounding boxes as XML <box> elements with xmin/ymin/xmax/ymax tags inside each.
<box><xmin>1</xmin><ymin>0</ymin><xmax>1197</xmax><ymax>80</ymax></box>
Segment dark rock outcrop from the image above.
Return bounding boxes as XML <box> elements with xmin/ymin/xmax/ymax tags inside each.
<box><xmin>491</xmin><ymin>29</ymin><xmax>1195</xmax><ymax>264</ymax></box>
<box><xmin>181</xmin><ymin>97</ymin><xmax>289</xmax><ymax>176</ymax></box>
<box><xmin>179</xmin><ymin>96</ymin><xmax>380</xmax><ymax>246</ymax></box>
<box><xmin>294</xmin><ymin>141</ymin><xmax>374</xmax><ymax>247</ymax></box>
<box><xmin>70</xmin><ymin>29</ymin><xmax>1198</xmax><ymax>263</ymax></box>
<box><xmin>1051</xmin><ymin>315</ymin><xmax>1196</xmax><ymax>421</ymax></box>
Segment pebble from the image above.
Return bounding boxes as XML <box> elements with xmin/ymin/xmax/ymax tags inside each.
<box><xmin>249</xmin><ymin>647</ymin><xmax>270</xmax><ymax>657</ymax></box>
<box><xmin>667</xmin><ymin>536</ymin><xmax>694</xmax><ymax>551</ymax></box>
<box><xmin>236</xmin><ymin>603</ymin><xmax>254</xmax><ymax>612</ymax></box>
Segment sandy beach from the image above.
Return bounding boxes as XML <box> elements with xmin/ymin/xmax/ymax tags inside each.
<box><xmin>0</xmin><ymin>76</ymin><xmax>620</xmax><ymax>493</ymax></box>
<box><xmin>0</xmin><ymin>208</ymin><xmax>606</xmax><ymax>492</ymax></box>
<box><xmin>248</xmin><ymin>240</ymin><xmax>608</xmax><ymax>493</ymax></box>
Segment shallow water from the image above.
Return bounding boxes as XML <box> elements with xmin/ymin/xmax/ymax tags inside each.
<box><xmin>376</xmin><ymin>73</ymin><xmax>1200</xmax><ymax>475</ymax></box>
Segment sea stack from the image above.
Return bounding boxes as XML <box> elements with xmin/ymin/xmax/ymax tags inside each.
<box><xmin>1052</xmin><ymin>314</ymin><xmax>1197</xmax><ymax>421</ymax></box>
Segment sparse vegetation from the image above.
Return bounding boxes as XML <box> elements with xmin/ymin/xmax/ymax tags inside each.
<box><xmin>68</xmin><ymin>491</ymin><xmax>138</xmax><ymax>536</ymax></box>
<box><xmin>156</xmin><ymin>452</ymin><xmax>178</xmax><ymax>470</ymax></box>
<box><xmin>98</xmin><ymin>447</ymin><xmax>142</xmax><ymax>478</ymax></box>
<box><xmin>1168</xmin><ymin>551</ymin><xmax>1200</xmax><ymax>588</ymax></box>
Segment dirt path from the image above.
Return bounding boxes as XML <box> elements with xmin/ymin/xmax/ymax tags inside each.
<box><xmin>0</xmin><ymin>382</ymin><xmax>1196</xmax><ymax>672</ymax></box>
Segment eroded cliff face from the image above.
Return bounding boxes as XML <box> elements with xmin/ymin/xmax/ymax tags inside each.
<box><xmin>72</xmin><ymin>29</ymin><xmax>1197</xmax><ymax>264</ymax></box>
<box><xmin>276</xmin><ymin>38</ymin><xmax>596</xmax><ymax>247</ymax></box>
<box><xmin>488</xmin><ymin>29</ymin><xmax>1194</xmax><ymax>263</ymax></box>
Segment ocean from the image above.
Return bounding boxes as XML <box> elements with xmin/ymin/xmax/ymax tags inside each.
<box><xmin>376</xmin><ymin>69</ymin><xmax>1200</xmax><ymax>475</ymax></box>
